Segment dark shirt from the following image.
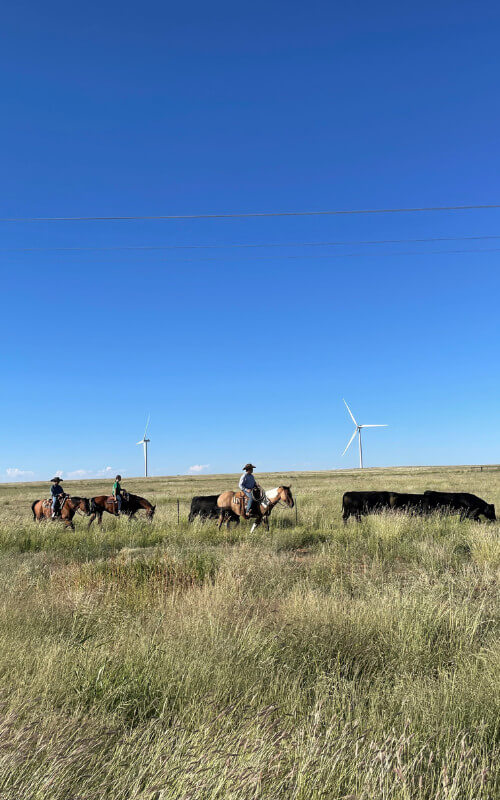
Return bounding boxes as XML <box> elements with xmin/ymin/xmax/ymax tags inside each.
<box><xmin>51</xmin><ymin>484</ymin><xmax>64</xmax><ymax>497</ymax></box>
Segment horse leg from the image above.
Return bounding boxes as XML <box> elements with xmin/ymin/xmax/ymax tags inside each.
<box><xmin>218</xmin><ymin>510</ymin><xmax>225</xmax><ymax>530</ymax></box>
<box><xmin>226</xmin><ymin>511</ymin><xmax>236</xmax><ymax>530</ymax></box>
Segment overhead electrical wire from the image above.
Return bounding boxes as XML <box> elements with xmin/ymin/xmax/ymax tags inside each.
<box><xmin>1</xmin><ymin>234</ymin><xmax>500</xmax><ymax>253</ymax></box>
<box><xmin>2</xmin><ymin>247</ymin><xmax>498</xmax><ymax>265</ymax></box>
<box><xmin>1</xmin><ymin>203</ymin><xmax>500</xmax><ymax>223</ymax></box>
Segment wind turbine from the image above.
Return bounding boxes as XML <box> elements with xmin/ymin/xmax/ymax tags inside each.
<box><xmin>137</xmin><ymin>415</ymin><xmax>151</xmax><ymax>477</ymax></box>
<box><xmin>341</xmin><ymin>399</ymin><xmax>387</xmax><ymax>469</ymax></box>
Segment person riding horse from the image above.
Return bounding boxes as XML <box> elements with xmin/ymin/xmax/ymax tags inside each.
<box><xmin>239</xmin><ymin>463</ymin><xmax>258</xmax><ymax>518</ymax></box>
<box><xmin>112</xmin><ymin>474</ymin><xmax>126</xmax><ymax>515</ymax></box>
<box><xmin>50</xmin><ymin>476</ymin><xmax>65</xmax><ymax>518</ymax></box>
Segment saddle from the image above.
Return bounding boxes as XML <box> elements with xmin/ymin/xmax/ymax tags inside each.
<box><xmin>106</xmin><ymin>496</ymin><xmax>118</xmax><ymax>511</ymax></box>
<box><xmin>44</xmin><ymin>494</ymin><xmax>68</xmax><ymax>514</ymax></box>
<box><xmin>232</xmin><ymin>487</ymin><xmax>267</xmax><ymax>516</ymax></box>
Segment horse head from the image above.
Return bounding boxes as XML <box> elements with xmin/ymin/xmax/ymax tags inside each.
<box><xmin>147</xmin><ymin>504</ymin><xmax>156</xmax><ymax>519</ymax></box>
<box><xmin>278</xmin><ymin>486</ymin><xmax>294</xmax><ymax>508</ymax></box>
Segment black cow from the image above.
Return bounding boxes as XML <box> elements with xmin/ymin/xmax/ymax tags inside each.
<box><xmin>388</xmin><ymin>492</ymin><xmax>430</xmax><ymax>513</ymax></box>
<box><xmin>424</xmin><ymin>491</ymin><xmax>496</xmax><ymax>521</ymax></box>
<box><xmin>188</xmin><ymin>495</ymin><xmax>240</xmax><ymax>525</ymax></box>
<box><xmin>342</xmin><ymin>491</ymin><xmax>391</xmax><ymax>522</ymax></box>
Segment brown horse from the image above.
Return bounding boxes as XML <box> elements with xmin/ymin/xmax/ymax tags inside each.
<box><xmin>88</xmin><ymin>493</ymin><xmax>156</xmax><ymax>527</ymax></box>
<box><xmin>217</xmin><ymin>486</ymin><xmax>294</xmax><ymax>531</ymax></box>
<box><xmin>31</xmin><ymin>496</ymin><xmax>91</xmax><ymax>530</ymax></box>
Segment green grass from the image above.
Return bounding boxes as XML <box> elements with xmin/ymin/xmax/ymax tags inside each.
<box><xmin>0</xmin><ymin>466</ymin><xmax>498</xmax><ymax>799</ymax></box>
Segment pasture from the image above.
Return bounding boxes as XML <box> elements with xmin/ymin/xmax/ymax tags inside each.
<box><xmin>0</xmin><ymin>466</ymin><xmax>498</xmax><ymax>799</ymax></box>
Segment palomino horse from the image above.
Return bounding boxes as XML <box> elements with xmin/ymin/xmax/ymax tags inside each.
<box><xmin>31</xmin><ymin>496</ymin><xmax>91</xmax><ymax>530</ymax></box>
<box><xmin>88</xmin><ymin>493</ymin><xmax>156</xmax><ymax>527</ymax></box>
<box><xmin>217</xmin><ymin>486</ymin><xmax>294</xmax><ymax>531</ymax></box>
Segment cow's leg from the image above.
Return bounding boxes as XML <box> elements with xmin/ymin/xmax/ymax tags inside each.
<box><xmin>88</xmin><ymin>513</ymin><xmax>96</xmax><ymax>528</ymax></box>
<box><xmin>218</xmin><ymin>510</ymin><xmax>224</xmax><ymax>530</ymax></box>
<box><xmin>98</xmin><ymin>512</ymin><xmax>103</xmax><ymax>527</ymax></box>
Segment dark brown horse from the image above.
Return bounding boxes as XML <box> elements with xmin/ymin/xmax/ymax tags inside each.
<box><xmin>217</xmin><ymin>486</ymin><xmax>294</xmax><ymax>531</ymax></box>
<box><xmin>88</xmin><ymin>493</ymin><xmax>156</xmax><ymax>527</ymax></box>
<box><xmin>31</xmin><ymin>496</ymin><xmax>91</xmax><ymax>530</ymax></box>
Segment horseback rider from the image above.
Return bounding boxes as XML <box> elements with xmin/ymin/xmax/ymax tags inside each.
<box><xmin>239</xmin><ymin>463</ymin><xmax>257</xmax><ymax>517</ymax></box>
<box><xmin>50</xmin><ymin>477</ymin><xmax>64</xmax><ymax>518</ymax></box>
<box><xmin>112</xmin><ymin>474</ymin><xmax>124</xmax><ymax>515</ymax></box>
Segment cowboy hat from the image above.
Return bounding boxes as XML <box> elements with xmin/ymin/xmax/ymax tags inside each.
<box><xmin>50</xmin><ymin>477</ymin><xmax>62</xmax><ymax>482</ymax></box>
<box><xmin>243</xmin><ymin>463</ymin><xmax>256</xmax><ymax>471</ymax></box>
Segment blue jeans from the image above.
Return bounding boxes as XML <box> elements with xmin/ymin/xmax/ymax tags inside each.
<box><xmin>116</xmin><ymin>494</ymin><xmax>122</xmax><ymax>512</ymax></box>
<box><xmin>52</xmin><ymin>497</ymin><xmax>58</xmax><ymax>513</ymax></box>
<box><xmin>243</xmin><ymin>489</ymin><xmax>253</xmax><ymax>514</ymax></box>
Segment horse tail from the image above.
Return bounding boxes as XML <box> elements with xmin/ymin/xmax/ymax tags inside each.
<box><xmin>31</xmin><ymin>500</ymin><xmax>39</xmax><ymax>520</ymax></box>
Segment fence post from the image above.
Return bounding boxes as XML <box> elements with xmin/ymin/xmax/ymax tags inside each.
<box><xmin>177</xmin><ymin>499</ymin><xmax>180</xmax><ymax>524</ymax></box>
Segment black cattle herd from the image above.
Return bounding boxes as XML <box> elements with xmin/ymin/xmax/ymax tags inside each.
<box><xmin>342</xmin><ymin>490</ymin><xmax>496</xmax><ymax>522</ymax></box>
<box><xmin>188</xmin><ymin>488</ymin><xmax>496</xmax><ymax>525</ymax></box>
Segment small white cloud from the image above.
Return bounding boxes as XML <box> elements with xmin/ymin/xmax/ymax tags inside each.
<box><xmin>67</xmin><ymin>469</ymin><xmax>91</xmax><ymax>479</ymax></box>
<box><xmin>188</xmin><ymin>464</ymin><xmax>210</xmax><ymax>474</ymax></box>
<box><xmin>66</xmin><ymin>466</ymin><xmax>116</xmax><ymax>480</ymax></box>
<box><xmin>6</xmin><ymin>468</ymin><xmax>35</xmax><ymax>480</ymax></box>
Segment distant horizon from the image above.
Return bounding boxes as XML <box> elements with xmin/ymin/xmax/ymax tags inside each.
<box><xmin>2</xmin><ymin>462</ymin><xmax>499</xmax><ymax>485</ymax></box>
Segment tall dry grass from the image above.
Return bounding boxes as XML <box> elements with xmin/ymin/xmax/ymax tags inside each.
<box><xmin>0</xmin><ymin>466</ymin><xmax>498</xmax><ymax>798</ymax></box>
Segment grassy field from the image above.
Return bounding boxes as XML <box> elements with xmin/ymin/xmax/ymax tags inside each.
<box><xmin>0</xmin><ymin>466</ymin><xmax>498</xmax><ymax>800</ymax></box>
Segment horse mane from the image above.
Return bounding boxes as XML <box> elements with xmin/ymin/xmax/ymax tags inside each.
<box><xmin>128</xmin><ymin>493</ymin><xmax>153</xmax><ymax>508</ymax></box>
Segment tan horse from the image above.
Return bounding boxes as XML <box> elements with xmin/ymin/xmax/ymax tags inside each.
<box><xmin>31</xmin><ymin>496</ymin><xmax>91</xmax><ymax>530</ymax></box>
<box><xmin>217</xmin><ymin>486</ymin><xmax>294</xmax><ymax>531</ymax></box>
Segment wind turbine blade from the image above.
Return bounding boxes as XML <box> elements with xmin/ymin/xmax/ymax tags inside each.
<box><xmin>360</xmin><ymin>424</ymin><xmax>388</xmax><ymax>428</ymax></box>
<box><xmin>136</xmin><ymin>440</ymin><xmax>144</xmax><ymax>445</ymax></box>
<box><xmin>143</xmin><ymin>414</ymin><xmax>150</xmax><ymax>440</ymax></box>
<box><xmin>343</xmin><ymin>399</ymin><xmax>358</xmax><ymax>427</ymax></box>
<box><xmin>342</xmin><ymin>429</ymin><xmax>357</xmax><ymax>456</ymax></box>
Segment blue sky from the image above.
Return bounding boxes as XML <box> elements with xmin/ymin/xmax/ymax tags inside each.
<box><xmin>1</xmin><ymin>1</ymin><xmax>499</xmax><ymax>481</ymax></box>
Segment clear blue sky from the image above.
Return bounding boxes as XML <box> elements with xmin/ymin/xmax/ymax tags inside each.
<box><xmin>1</xmin><ymin>1</ymin><xmax>499</xmax><ymax>481</ymax></box>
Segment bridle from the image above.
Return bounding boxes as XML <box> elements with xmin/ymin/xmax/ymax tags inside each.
<box><xmin>274</xmin><ymin>488</ymin><xmax>293</xmax><ymax>508</ymax></box>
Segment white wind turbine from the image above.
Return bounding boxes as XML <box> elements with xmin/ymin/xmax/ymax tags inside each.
<box><xmin>341</xmin><ymin>399</ymin><xmax>387</xmax><ymax>469</ymax></box>
<box><xmin>137</xmin><ymin>415</ymin><xmax>151</xmax><ymax>477</ymax></box>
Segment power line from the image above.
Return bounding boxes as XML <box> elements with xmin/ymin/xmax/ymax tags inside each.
<box><xmin>1</xmin><ymin>203</ymin><xmax>500</xmax><ymax>223</ymax></box>
<box><xmin>2</xmin><ymin>247</ymin><xmax>498</xmax><ymax>265</ymax></box>
<box><xmin>128</xmin><ymin>247</ymin><xmax>500</xmax><ymax>263</ymax></box>
<box><xmin>1</xmin><ymin>234</ymin><xmax>500</xmax><ymax>253</ymax></box>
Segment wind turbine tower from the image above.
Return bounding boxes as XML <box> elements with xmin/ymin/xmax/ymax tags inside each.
<box><xmin>137</xmin><ymin>416</ymin><xmax>151</xmax><ymax>477</ymax></box>
<box><xmin>341</xmin><ymin>400</ymin><xmax>387</xmax><ymax>469</ymax></box>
